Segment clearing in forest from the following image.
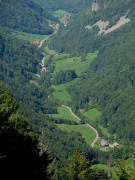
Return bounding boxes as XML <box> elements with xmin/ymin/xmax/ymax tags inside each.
<box><xmin>12</xmin><ymin>31</ymin><xmax>48</xmax><ymax>42</ymax></box>
<box><xmin>53</xmin><ymin>10</ymin><xmax>71</xmax><ymax>25</ymax></box>
<box><xmin>52</xmin><ymin>78</ymin><xmax>79</xmax><ymax>103</ymax></box>
<box><xmin>49</xmin><ymin>106</ymin><xmax>79</xmax><ymax>122</ymax></box>
<box><xmin>58</xmin><ymin>124</ymin><xmax>96</xmax><ymax>146</ymax></box>
<box><xmin>84</xmin><ymin>108</ymin><xmax>101</xmax><ymax>123</ymax></box>
<box><xmin>53</xmin><ymin>51</ymin><xmax>97</xmax><ymax>75</ymax></box>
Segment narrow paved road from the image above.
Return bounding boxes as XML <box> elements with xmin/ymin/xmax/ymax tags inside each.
<box><xmin>38</xmin><ymin>36</ymin><xmax>49</xmax><ymax>48</ymax></box>
<box><xmin>38</xmin><ymin>24</ymin><xmax>59</xmax><ymax>48</ymax></box>
<box><xmin>61</xmin><ymin>104</ymin><xmax>99</xmax><ymax>147</ymax></box>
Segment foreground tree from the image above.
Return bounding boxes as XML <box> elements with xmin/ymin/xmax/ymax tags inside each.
<box><xmin>63</xmin><ymin>146</ymin><xmax>107</xmax><ymax>180</ymax></box>
<box><xmin>0</xmin><ymin>83</ymin><xmax>52</xmax><ymax>180</ymax></box>
<box><xmin>114</xmin><ymin>159</ymin><xmax>135</xmax><ymax>180</ymax></box>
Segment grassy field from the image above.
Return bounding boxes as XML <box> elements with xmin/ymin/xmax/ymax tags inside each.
<box><xmin>84</xmin><ymin>108</ymin><xmax>101</xmax><ymax>123</ymax></box>
<box><xmin>12</xmin><ymin>31</ymin><xmax>48</xmax><ymax>42</ymax></box>
<box><xmin>53</xmin><ymin>53</ymin><xmax>70</xmax><ymax>61</ymax></box>
<box><xmin>58</xmin><ymin>124</ymin><xmax>96</xmax><ymax>145</ymax></box>
<box><xmin>84</xmin><ymin>108</ymin><xmax>112</xmax><ymax>137</ymax></box>
<box><xmin>52</xmin><ymin>78</ymin><xmax>79</xmax><ymax>103</ymax></box>
<box><xmin>53</xmin><ymin>10</ymin><xmax>71</xmax><ymax>24</ymax></box>
<box><xmin>49</xmin><ymin>106</ymin><xmax>79</xmax><ymax>122</ymax></box>
<box><xmin>44</xmin><ymin>46</ymin><xmax>56</xmax><ymax>55</ymax></box>
<box><xmin>99</xmin><ymin>126</ymin><xmax>111</xmax><ymax>137</ymax></box>
<box><xmin>53</xmin><ymin>51</ymin><xmax>97</xmax><ymax>75</ymax></box>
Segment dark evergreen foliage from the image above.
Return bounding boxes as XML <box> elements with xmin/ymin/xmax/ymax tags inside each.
<box><xmin>34</xmin><ymin>0</ymin><xmax>94</xmax><ymax>13</ymax></box>
<box><xmin>0</xmin><ymin>83</ymin><xmax>52</xmax><ymax>180</ymax></box>
<box><xmin>0</xmin><ymin>0</ymin><xmax>55</xmax><ymax>34</ymax></box>
<box><xmin>52</xmin><ymin>70</ymin><xmax>77</xmax><ymax>85</ymax></box>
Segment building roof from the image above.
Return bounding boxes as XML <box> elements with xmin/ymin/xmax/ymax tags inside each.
<box><xmin>101</xmin><ymin>139</ymin><xmax>108</xmax><ymax>146</ymax></box>
<box><xmin>32</xmin><ymin>41</ymin><xmax>40</xmax><ymax>45</ymax></box>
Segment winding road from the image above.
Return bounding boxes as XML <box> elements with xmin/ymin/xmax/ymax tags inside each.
<box><xmin>61</xmin><ymin>105</ymin><xmax>99</xmax><ymax>147</ymax></box>
<box><xmin>38</xmin><ymin>24</ymin><xmax>59</xmax><ymax>48</ymax></box>
<box><xmin>37</xmin><ymin>24</ymin><xmax>99</xmax><ymax>147</ymax></box>
<box><xmin>38</xmin><ymin>36</ymin><xmax>50</xmax><ymax>48</ymax></box>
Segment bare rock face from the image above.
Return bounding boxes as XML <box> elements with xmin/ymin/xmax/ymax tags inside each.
<box><xmin>85</xmin><ymin>11</ymin><xmax>131</xmax><ymax>35</ymax></box>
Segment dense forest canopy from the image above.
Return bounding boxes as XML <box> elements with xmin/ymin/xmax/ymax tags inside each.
<box><xmin>0</xmin><ymin>83</ymin><xmax>51</xmax><ymax>180</ymax></box>
<box><xmin>0</xmin><ymin>0</ymin><xmax>56</xmax><ymax>34</ymax></box>
<box><xmin>33</xmin><ymin>0</ymin><xmax>94</xmax><ymax>13</ymax></box>
<box><xmin>0</xmin><ymin>28</ymin><xmax>99</xmax><ymax>179</ymax></box>
<box><xmin>49</xmin><ymin>0</ymin><xmax>135</xmax><ymax>56</ymax></box>
<box><xmin>49</xmin><ymin>0</ymin><xmax>135</xmax><ymax>146</ymax></box>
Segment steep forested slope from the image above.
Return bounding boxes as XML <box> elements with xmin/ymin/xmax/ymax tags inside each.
<box><xmin>0</xmin><ymin>83</ymin><xmax>51</xmax><ymax>180</ymax></box>
<box><xmin>0</xmin><ymin>28</ymin><xmax>97</xmax><ymax>179</ymax></box>
<box><xmin>34</xmin><ymin>0</ymin><xmax>94</xmax><ymax>13</ymax></box>
<box><xmin>49</xmin><ymin>0</ymin><xmax>135</xmax><ymax>146</ymax></box>
<box><xmin>0</xmin><ymin>0</ymin><xmax>55</xmax><ymax>34</ymax></box>
<box><xmin>49</xmin><ymin>0</ymin><xmax>135</xmax><ymax>56</ymax></box>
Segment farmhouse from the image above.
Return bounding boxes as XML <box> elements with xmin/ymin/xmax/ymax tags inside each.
<box><xmin>42</xmin><ymin>67</ymin><xmax>48</xmax><ymax>72</ymax></box>
<box><xmin>101</xmin><ymin>139</ymin><xmax>109</xmax><ymax>147</ymax></box>
<box><xmin>32</xmin><ymin>41</ymin><xmax>40</xmax><ymax>45</ymax></box>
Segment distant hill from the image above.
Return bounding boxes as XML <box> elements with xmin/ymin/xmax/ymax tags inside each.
<box><xmin>0</xmin><ymin>0</ymin><xmax>56</xmax><ymax>34</ymax></box>
<box><xmin>34</xmin><ymin>0</ymin><xmax>94</xmax><ymax>13</ymax></box>
<box><xmin>50</xmin><ymin>0</ymin><xmax>135</xmax><ymax>146</ymax></box>
<box><xmin>49</xmin><ymin>0</ymin><xmax>135</xmax><ymax>55</ymax></box>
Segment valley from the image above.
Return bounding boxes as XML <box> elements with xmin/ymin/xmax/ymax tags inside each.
<box><xmin>1</xmin><ymin>0</ymin><xmax>135</xmax><ymax>179</ymax></box>
<box><xmin>33</xmin><ymin>22</ymin><xmax>99</xmax><ymax>148</ymax></box>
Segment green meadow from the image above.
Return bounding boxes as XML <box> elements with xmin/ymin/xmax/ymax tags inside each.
<box><xmin>44</xmin><ymin>46</ymin><xmax>56</xmax><ymax>55</ymax></box>
<box><xmin>99</xmin><ymin>125</ymin><xmax>111</xmax><ymax>137</ymax></box>
<box><xmin>12</xmin><ymin>31</ymin><xmax>48</xmax><ymax>42</ymax></box>
<box><xmin>57</xmin><ymin>124</ymin><xmax>96</xmax><ymax>145</ymax></box>
<box><xmin>49</xmin><ymin>106</ymin><xmax>79</xmax><ymax>122</ymax></box>
<box><xmin>84</xmin><ymin>108</ymin><xmax>101</xmax><ymax>123</ymax></box>
<box><xmin>53</xmin><ymin>51</ymin><xmax>97</xmax><ymax>75</ymax></box>
<box><xmin>84</xmin><ymin>108</ymin><xmax>111</xmax><ymax>137</ymax></box>
<box><xmin>52</xmin><ymin>78</ymin><xmax>79</xmax><ymax>103</ymax></box>
<box><xmin>53</xmin><ymin>10</ymin><xmax>71</xmax><ymax>24</ymax></box>
<box><xmin>53</xmin><ymin>53</ymin><xmax>70</xmax><ymax>61</ymax></box>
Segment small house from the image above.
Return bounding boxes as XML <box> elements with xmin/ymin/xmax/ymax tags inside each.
<box><xmin>101</xmin><ymin>139</ymin><xmax>109</xmax><ymax>147</ymax></box>
<box><xmin>32</xmin><ymin>41</ymin><xmax>40</xmax><ymax>45</ymax></box>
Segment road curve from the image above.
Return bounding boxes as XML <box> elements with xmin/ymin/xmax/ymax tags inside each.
<box><xmin>61</xmin><ymin>104</ymin><xmax>99</xmax><ymax>147</ymax></box>
<box><xmin>38</xmin><ymin>36</ymin><xmax>49</xmax><ymax>48</ymax></box>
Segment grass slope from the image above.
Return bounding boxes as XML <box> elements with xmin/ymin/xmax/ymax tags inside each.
<box><xmin>45</xmin><ymin>46</ymin><xmax>56</xmax><ymax>55</ymax></box>
<box><xmin>12</xmin><ymin>31</ymin><xmax>48</xmax><ymax>42</ymax></box>
<box><xmin>49</xmin><ymin>106</ymin><xmax>79</xmax><ymax>122</ymax></box>
<box><xmin>53</xmin><ymin>10</ymin><xmax>71</xmax><ymax>24</ymax></box>
<box><xmin>84</xmin><ymin>108</ymin><xmax>101</xmax><ymax>123</ymax></box>
<box><xmin>53</xmin><ymin>51</ymin><xmax>97</xmax><ymax>75</ymax></box>
<box><xmin>52</xmin><ymin>78</ymin><xmax>79</xmax><ymax>103</ymax></box>
<box><xmin>58</xmin><ymin>124</ymin><xmax>96</xmax><ymax>145</ymax></box>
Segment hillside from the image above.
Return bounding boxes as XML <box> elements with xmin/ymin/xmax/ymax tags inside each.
<box><xmin>34</xmin><ymin>0</ymin><xmax>94</xmax><ymax>13</ymax></box>
<box><xmin>49</xmin><ymin>0</ymin><xmax>135</xmax><ymax>147</ymax></box>
<box><xmin>0</xmin><ymin>0</ymin><xmax>55</xmax><ymax>34</ymax></box>
<box><xmin>49</xmin><ymin>0</ymin><xmax>135</xmax><ymax>56</ymax></box>
<box><xmin>0</xmin><ymin>28</ymin><xmax>98</xmax><ymax>179</ymax></box>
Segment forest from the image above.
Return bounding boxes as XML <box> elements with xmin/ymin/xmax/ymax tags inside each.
<box><xmin>34</xmin><ymin>0</ymin><xmax>94</xmax><ymax>13</ymax></box>
<box><xmin>1</xmin><ymin>0</ymin><xmax>135</xmax><ymax>179</ymax></box>
<box><xmin>0</xmin><ymin>0</ymin><xmax>56</xmax><ymax>34</ymax></box>
<box><xmin>49</xmin><ymin>0</ymin><xmax>135</xmax><ymax>148</ymax></box>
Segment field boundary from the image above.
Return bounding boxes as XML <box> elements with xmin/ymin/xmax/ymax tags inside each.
<box><xmin>61</xmin><ymin>104</ymin><xmax>99</xmax><ymax>147</ymax></box>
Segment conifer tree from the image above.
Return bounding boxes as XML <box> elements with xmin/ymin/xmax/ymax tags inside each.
<box><xmin>64</xmin><ymin>146</ymin><xmax>107</xmax><ymax>180</ymax></box>
<box><xmin>0</xmin><ymin>83</ymin><xmax>52</xmax><ymax>180</ymax></box>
